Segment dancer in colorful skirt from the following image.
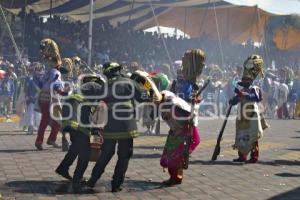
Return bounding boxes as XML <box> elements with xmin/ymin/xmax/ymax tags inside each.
<box><xmin>230</xmin><ymin>55</ymin><xmax>269</xmax><ymax>163</ymax></box>
<box><xmin>160</xmin><ymin>49</ymin><xmax>205</xmax><ymax>185</ymax></box>
<box><xmin>159</xmin><ymin>91</ymin><xmax>200</xmax><ymax>185</ymax></box>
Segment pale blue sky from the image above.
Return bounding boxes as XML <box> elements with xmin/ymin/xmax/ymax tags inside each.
<box><xmin>226</xmin><ymin>0</ymin><xmax>300</xmax><ymax>14</ymax></box>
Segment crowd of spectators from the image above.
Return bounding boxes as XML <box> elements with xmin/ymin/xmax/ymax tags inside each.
<box><xmin>0</xmin><ymin>10</ymin><xmax>300</xmax><ymax>119</ymax></box>
<box><xmin>0</xmin><ymin>10</ymin><xmax>299</xmax><ymax>72</ymax></box>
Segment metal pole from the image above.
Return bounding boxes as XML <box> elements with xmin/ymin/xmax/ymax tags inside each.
<box><xmin>88</xmin><ymin>0</ymin><xmax>94</xmax><ymax>67</ymax></box>
<box><xmin>213</xmin><ymin>2</ymin><xmax>224</xmax><ymax>68</ymax></box>
<box><xmin>257</xmin><ymin>6</ymin><xmax>269</xmax><ymax>68</ymax></box>
<box><xmin>50</xmin><ymin>0</ymin><xmax>53</xmax><ymax>18</ymax></box>
<box><xmin>0</xmin><ymin>4</ymin><xmax>27</xmax><ymax>74</ymax></box>
<box><xmin>0</xmin><ymin>4</ymin><xmax>21</xmax><ymax>60</ymax></box>
<box><xmin>129</xmin><ymin>0</ymin><xmax>135</xmax><ymax>21</ymax></box>
<box><xmin>184</xmin><ymin>7</ymin><xmax>187</xmax><ymax>38</ymax></box>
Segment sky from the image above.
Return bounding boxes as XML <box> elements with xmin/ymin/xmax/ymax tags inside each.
<box><xmin>225</xmin><ymin>0</ymin><xmax>300</xmax><ymax>14</ymax></box>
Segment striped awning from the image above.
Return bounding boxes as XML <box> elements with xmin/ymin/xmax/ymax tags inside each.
<box><xmin>1</xmin><ymin>0</ymin><xmax>289</xmax><ymax>45</ymax></box>
<box><xmin>1</xmin><ymin>0</ymin><xmax>231</xmax><ymax>24</ymax></box>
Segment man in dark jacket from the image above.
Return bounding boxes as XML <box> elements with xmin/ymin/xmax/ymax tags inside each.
<box><xmin>86</xmin><ymin>62</ymin><xmax>149</xmax><ymax>192</ymax></box>
<box><xmin>56</xmin><ymin>74</ymin><xmax>105</xmax><ymax>193</ymax></box>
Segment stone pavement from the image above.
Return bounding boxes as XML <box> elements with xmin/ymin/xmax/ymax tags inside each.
<box><xmin>0</xmin><ymin>118</ymin><xmax>299</xmax><ymax>200</ymax></box>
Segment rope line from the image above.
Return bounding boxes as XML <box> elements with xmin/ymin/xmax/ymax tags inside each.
<box><xmin>0</xmin><ymin>4</ymin><xmax>27</xmax><ymax>74</ymax></box>
<box><xmin>213</xmin><ymin>1</ymin><xmax>225</xmax><ymax>68</ymax></box>
<box><xmin>148</xmin><ymin>0</ymin><xmax>173</xmax><ymax>71</ymax></box>
<box><xmin>257</xmin><ymin>7</ymin><xmax>269</xmax><ymax>68</ymax></box>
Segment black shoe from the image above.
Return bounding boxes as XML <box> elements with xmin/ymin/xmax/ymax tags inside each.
<box><xmin>246</xmin><ymin>158</ymin><xmax>258</xmax><ymax>164</ymax></box>
<box><xmin>47</xmin><ymin>140</ymin><xmax>61</xmax><ymax>148</ymax></box>
<box><xmin>162</xmin><ymin>178</ymin><xmax>182</xmax><ymax>186</ymax></box>
<box><xmin>232</xmin><ymin>157</ymin><xmax>247</xmax><ymax>162</ymax></box>
<box><xmin>35</xmin><ymin>143</ymin><xmax>43</xmax><ymax>150</ymax></box>
<box><xmin>111</xmin><ymin>186</ymin><xmax>123</xmax><ymax>193</ymax></box>
<box><xmin>62</xmin><ymin>139</ymin><xmax>69</xmax><ymax>152</ymax></box>
<box><xmin>55</xmin><ymin>168</ymin><xmax>72</xmax><ymax>180</ymax></box>
<box><xmin>72</xmin><ymin>185</ymin><xmax>83</xmax><ymax>194</ymax></box>
<box><xmin>72</xmin><ymin>184</ymin><xmax>94</xmax><ymax>194</ymax></box>
<box><xmin>85</xmin><ymin>179</ymin><xmax>96</xmax><ymax>188</ymax></box>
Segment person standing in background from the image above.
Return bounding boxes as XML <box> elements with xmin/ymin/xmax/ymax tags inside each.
<box><xmin>0</xmin><ymin>71</ymin><xmax>15</xmax><ymax>118</ymax></box>
<box><xmin>23</xmin><ymin>62</ymin><xmax>42</xmax><ymax>134</ymax></box>
<box><xmin>276</xmin><ymin>79</ymin><xmax>289</xmax><ymax>119</ymax></box>
<box><xmin>293</xmin><ymin>69</ymin><xmax>300</xmax><ymax>118</ymax></box>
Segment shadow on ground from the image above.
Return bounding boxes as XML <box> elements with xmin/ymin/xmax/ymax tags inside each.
<box><xmin>6</xmin><ymin>180</ymin><xmax>95</xmax><ymax>195</ymax></box>
<box><xmin>0</xmin><ymin>130</ymin><xmax>25</xmax><ymax>133</ymax></box>
<box><xmin>268</xmin><ymin>187</ymin><xmax>300</xmax><ymax>200</ymax></box>
<box><xmin>138</xmin><ymin>133</ymin><xmax>167</xmax><ymax>137</ymax></box>
<box><xmin>0</xmin><ymin>133</ymin><xmax>29</xmax><ymax>136</ymax></box>
<box><xmin>6</xmin><ymin>179</ymin><xmax>165</xmax><ymax>195</ymax></box>
<box><xmin>290</xmin><ymin>136</ymin><xmax>300</xmax><ymax>139</ymax></box>
<box><xmin>125</xmin><ymin>179</ymin><xmax>164</xmax><ymax>191</ymax></box>
<box><xmin>275</xmin><ymin>173</ymin><xmax>300</xmax><ymax>177</ymax></box>
<box><xmin>134</xmin><ymin>145</ymin><xmax>164</xmax><ymax>150</ymax></box>
<box><xmin>190</xmin><ymin>160</ymin><xmax>300</xmax><ymax>166</ymax></box>
<box><xmin>0</xmin><ymin>149</ymin><xmax>37</xmax><ymax>153</ymax></box>
<box><xmin>132</xmin><ymin>153</ymin><xmax>161</xmax><ymax>159</ymax></box>
<box><xmin>190</xmin><ymin>160</ymin><xmax>244</xmax><ymax>166</ymax></box>
<box><xmin>286</xmin><ymin>148</ymin><xmax>300</xmax><ymax>151</ymax></box>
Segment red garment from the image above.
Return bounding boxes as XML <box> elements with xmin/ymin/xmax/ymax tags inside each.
<box><xmin>160</xmin><ymin>126</ymin><xmax>200</xmax><ymax>169</ymax></box>
<box><xmin>238</xmin><ymin>141</ymin><xmax>259</xmax><ymax>161</ymax></box>
<box><xmin>35</xmin><ymin>100</ymin><xmax>60</xmax><ymax>145</ymax></box>
<box><xmin>161</xmin><ymin>126</ymin><xmax>200</xmax><ymax>183</ymax></box>
<box><xmin>147</xmin><ymin>71</ymin><xmax>159</xmax><ymax>76</ymax></box>
<box><xmin>250</xmin><ymin>141</ymin><xmax>259</xmax><ymax>161</ymax></box>
<box><xmin>238</xmin><ymin>152</ymin><xmax>247</xmax><ymax>161</ymax></box>
<box><xmin>168</xmin><ymin>166</ymin><xmax>183</xmax><ymax>183</ymax></box>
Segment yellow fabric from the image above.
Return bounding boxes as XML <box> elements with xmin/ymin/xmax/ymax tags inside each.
<box><xmin>273</xmin><ymin>26</ymin><xmax>300</xmax><ymax>51</ymax></box>
<box><xmin>235</xmin><ymin>97</ymin><xmax>265</xmax><ymax>155</ymax></box>
<box><xmin>144</xmin><ymin>80</ymin><xmax>152</xmax><ymax>91</ymax></box>
<box><xmin>40</xmin><ymin>38</ymin><xmax>62</xmax><ymax>66</ymax></box>
<box><xmin>182</xmin><ymin>49</ymin><xmax>205</xmax><ymax>82</ymax></box>
<box><xmin>137</xmin><ymin>6</ymin><xmax>274</xmax><ymax>43</ymax></box>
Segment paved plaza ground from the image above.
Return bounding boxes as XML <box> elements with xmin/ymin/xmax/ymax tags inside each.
<box><xmin>0</xmin><ymin>118</ymin><xmax>299</xmax><ymax>200</ymax></box>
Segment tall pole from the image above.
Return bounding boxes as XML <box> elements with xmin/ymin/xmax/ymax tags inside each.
<box><xmin>213</xmin><ymin>2</ymin><xmax>224</xmax><ymax>68</ymax></box>
<box><xmin>88</xmin><ymin>0</ymin><xmax>94</xmax><ymax>67</ymax></box>
<box><xmin>257</xmin><ymin>6</ymin><xmax>269</xmax><ymax>68</ymax></box>
<box><xmin>50</xmin><ymin>0</ymin><xmax>53</xmax><ymax>18</ymax></box>
<box><xmin>0</xmin><ymin>4</ymin><xmax>21</xmax><ymax>60</ymax></box>
<box><xmin>183</xmin><ymin>8</ymin><xmax>187</xmax><ymax>38</ymax></box>
<box><xmin>0</xmin><ymin>4</ymin><xmax>27</xmax><ymax>74</ymax></box>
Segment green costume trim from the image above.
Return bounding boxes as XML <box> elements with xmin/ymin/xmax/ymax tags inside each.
<box><xmin>102</xmin><ymin>130</ymin><xmax>139</xmax><ymax>139</ymax></box>
<box><xmin>152</xmin><ymin>73</ymin><xmax>169</xmax><ymax>91</ymax></box>
<box><xmin>106</xmin><ymin>100</ymin><xmax>133</xmax><ymax>109</ymax></box>
<box><xmin>165</xmin><ymin>134</ymin><xmax>185</xmax><ymax>152</ymax></box>
<box><xmin>62</xmin><ymin>120</ymin><xmax>90</xmax><ymax>136</ymax></box>
<box><xmin>68</xmin><ymin>94</ymin><xmax>84</xmax><ymax>102</ymax></box>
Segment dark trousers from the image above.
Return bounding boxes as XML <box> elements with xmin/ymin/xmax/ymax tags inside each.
<box><xmin>90</xmin><ymin>138</ymin><xmax>133</xmax><ymax>188</ymax></box>
<box><xmin>56</xmin><ymin>131</ymin><xmax>90</xmax><ymax>187</ymax></box>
